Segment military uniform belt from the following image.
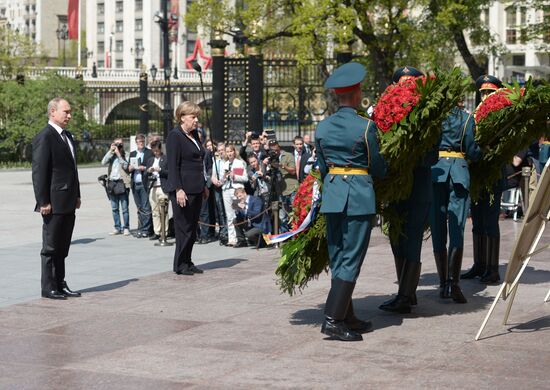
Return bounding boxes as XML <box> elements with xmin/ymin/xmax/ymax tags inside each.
<box><xmin>328</xmin><ymin>167</ymin><xmax>369</xmax><ymax>175</ymax></box>
<box><xmin>439</xmin><ymin>151</ymin><xmax>465</xmax><ymax>158</ymax></box>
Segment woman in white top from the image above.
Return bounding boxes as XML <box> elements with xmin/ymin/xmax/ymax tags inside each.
<box><xmin>220</xmin><ymin>144</ymin><xmax>248</xmax><ymax>245</ymax></box>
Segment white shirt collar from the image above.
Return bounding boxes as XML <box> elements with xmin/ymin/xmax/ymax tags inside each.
<box><xmin>48</xmin><ymin>120</ymin><xmax>64</xmax><ymax>135</ymax></box>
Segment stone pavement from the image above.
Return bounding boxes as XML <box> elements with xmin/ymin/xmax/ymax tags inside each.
<box><xmin>0</xmin><ymin>167</ymin><xmax>549</xmax><ymax>389</ymax></box>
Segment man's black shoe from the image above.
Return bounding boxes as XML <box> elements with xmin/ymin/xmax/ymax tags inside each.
<box><xmin>149</xmin><ymin>234</ymin><xmax>160</xmax><ymax>241</ymax></box>
<box><xmin>189</xmin><ymin>264</ymin><xmax>204</xmax><ymax>274</ymax></box>
<box><xmin>234</xmin><ymin>241</ymin><xmax>248</xmax><ymax>248</ymax></box>
<box><xmin>176</xmin><ymin>269</ymin><xmax>194</xmax><ymax>276</ymax></box>
<box><xmin>321</xmin><ymin>318</ymin><xmax>362</xmax><ymax>341</ymax></box>
<box><xmin>42</xmin><ymin>290</ymin><xmax>67</xmax><ymax>300</ymax></box>
<box><xmin>61</xmin><ymin>282</ymin><xmax>81</xmax><ymax>297</ymax></box>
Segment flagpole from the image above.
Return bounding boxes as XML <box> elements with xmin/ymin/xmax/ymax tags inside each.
<box><xmin>77</xmin><ymin>0</ymin><xmax>81</xmax><ymax>68</ymax></box>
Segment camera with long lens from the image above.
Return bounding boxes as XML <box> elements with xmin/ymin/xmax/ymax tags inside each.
<box><xmin>116</xmin><ymin>143</ymin><xmax>123</xmax><ymax>150</ymax></box>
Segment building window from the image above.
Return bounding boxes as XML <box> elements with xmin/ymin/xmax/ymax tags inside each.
<box><xmin>97</xmin><ymin>22</ymin><xmax>104</xmax><ymax>34</ymax></box>
<box><xmin>544</xmin><ymin>7</ymin><xmax>550</xmax><ymax>43</ymax></box>
<box><xmin>186</xmin><ymin>40</ymin><xmax>197</xmax><ymax>58</ymax></box>
<box><xmin>506</xmin><ymin>6</ymin><xmax>517</xmax><ymax>44</ymax></box>
<box><xmin>482</xmin><ymin>8</ymin><xmax>489</xmax><ymax>27</ymax></box>
<box><xmin>135</xmin><ymin>39</ymin><xmax>143</xmax><ymax>50</ymax></box>
<box><xmin>135</xmin><ymin>18</ymin><xmax>143</xmax><ymax>31</ymax></box>
<box><xmin>512</xmin><ymin>55</ymin><xmax>525</xmax><ymax>66</ymax></box>
<box><xmin>98</xmin><ymin>60</ymin><xmax>105</xmax><ymax>67</ymax></box>
<box><xmin>98</xmin><ymin>41</ymin><xmax>105</xmax><ymax>53</ymax></box>
<box><xmin>98</xmin><ymin>3</ymin><xmax>104</xmax><ymax>15</ymax></box>
<box><xmin>135</xmin><ymin>0</ymin><xmax>143</xmax><ymax>11</ymax></box>
<box><xmin>116</xmin><ymin>40</ymin><xmax>123</xmax><ymax>52</ymax></box>
<box><xmin>116</xmin><ymin>20</ymin><xmax>123</xmax><ymax>32</ymax></box>
<box><xmin>116</xmin><ymin>1</ymin><xmax>123</xmax><ymax>13</ymax></box>
<box><xmin>116</xmin><ymin>59</ymin><xmax>124</xmax><ymax>68</ymax></box>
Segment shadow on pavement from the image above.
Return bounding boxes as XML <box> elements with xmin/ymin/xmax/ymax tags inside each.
<box><xmin>200</xmin><ymin>258</ymin><xmax>246</xmax><ymax>271</ymax></box>
<box><xmin>508</xmin><ymin>315</ymin><xmax>550</xmax><ymax>333</ymax></box>
<box><xmin>78</xmin><ymin>278</ymin><xmax>138</xmax><ymax>293</ymax></box>
<box><xmin>72</xmin><ymin>237</ymin><xmax>105</xmax><ymax>245</ymax></box>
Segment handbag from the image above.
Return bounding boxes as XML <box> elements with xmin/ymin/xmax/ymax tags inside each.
<box><xmin>107</xmin><ymin>179</ymin><xmax>126</xmax><ymax>195</ymax></box>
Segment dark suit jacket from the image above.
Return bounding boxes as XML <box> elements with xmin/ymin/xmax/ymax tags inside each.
<box><xmin>32</xmin><ymin>124</ymin><xmax>80</xmax><ymax>214</ymax></box>
<box><xmin>296</xmin><ymin>150</ymin><xmax>311</xmax><ymax>183</ymax></box>
<box><xmin>235</xmin><ymin>195</ymin><xmax>271</xmax><ymax>233</ymax></box>
<box><xmin>129</xmin><ymin>147</ymin><xmax>154</xmax><ymax>190</ymax></box>
<box><xmin>145</xmin><ymin>154</ymin><xmax>169</xmax><ymax>193</ymax></box>
<box><xmin>166</xmin><ymin>127</ymin><xmax>206</xmax><ymax>194</ymax></box>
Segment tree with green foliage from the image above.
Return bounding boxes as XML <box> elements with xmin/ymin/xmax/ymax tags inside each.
<box><xmin>186</xmin><ymin>0</ymin><xmax>512</xmax><ymax>93</ymax></box>
<box><xmin>0</xmin><ymin>73</ymin><xmax>98</xmax><ymax>162</ymax></box>
<box><xmin>0</xmin><ymin>24</ymin><xmax>47</xmax><ymax>80</ymax></box>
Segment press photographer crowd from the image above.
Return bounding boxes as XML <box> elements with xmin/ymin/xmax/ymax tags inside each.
<box><xmin>99</xmin><ymin>125</ymin><xmax>315</xmax><ymax>250</ymax></box>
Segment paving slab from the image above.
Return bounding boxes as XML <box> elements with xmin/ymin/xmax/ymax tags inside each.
<box><xmin>0</xmin><ymin>167</ymin><xmax>549</xmax><ymax>389</ymax></box>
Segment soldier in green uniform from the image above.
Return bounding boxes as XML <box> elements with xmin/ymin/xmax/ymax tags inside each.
<box><xmin>430</xmin><ymin>100</ymin><xmax>481</xmax><ymax>303</ymax></box>
<box><xmin>315</xmin><ymin>62</ymin><xmax>387</xmax><ymax>341</ymax></box>
<box><xmin>462</xmin><ymin>75</ymin><xmax>503</xmax><ymax>284</ymax></box>
<box><xmin>379</xmin><ymin>66</ymin><xmax>437</xmax><ymax>314</ymax></box>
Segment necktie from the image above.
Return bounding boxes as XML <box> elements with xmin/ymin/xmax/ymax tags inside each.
<box><xmin>61</xmin><ymin>130</ymin><xmax>74</xmax><ymax>160</ymax></box>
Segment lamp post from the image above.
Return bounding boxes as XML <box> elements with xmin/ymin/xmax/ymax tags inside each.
<box><xmin>56</xmin><ymin>24</ymin><xmax>69</xmax><ymax>66</ymax></box>
<box><xmin>150</xmin><ymin>64</ymin><xmax>157</xmax><ymax>81</ymax></box>
<box><xmin>154</xmin><ymin>0</ymin><xmax>172</xmax><ymax>138</ymax></box>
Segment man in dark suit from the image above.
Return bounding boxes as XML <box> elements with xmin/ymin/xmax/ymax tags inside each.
<box><xmin>293</xmin><ymin>135</ymin><xmax>311</xmax><ymax>183</ymax></box>
<box><xmin>129</xmin><ymin>134</ymin><xmax>154</xmax><ymax>238</ymax></box>
<box><xmin>233</xmin><ymin>188</ymin><xmax>270</xmax><ymax>247</ymax></box>
<box><xmin>32</xmin><ymin>97</ymin><xmax>82</xmax><ymax>300</ymax></box>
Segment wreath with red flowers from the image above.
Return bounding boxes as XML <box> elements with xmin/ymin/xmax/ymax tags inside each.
<box><xmin>370</xmin><ymin>68</ymin><xmax>471</xmax><ymax>239</ymax></box>
<box><xmin>373</xmin><ymin>77</ymin><xmax>422</xmax><ymax>133</ymax></box>
<box><xmin>474</xmin><ymin>88</ymin><xmax>514</xmax><ymax>123</ymax></box>
<box><xmin>470</xmin><ymin>80</ymin><xmax>550</xmax><ymax>200</ymax></box>
<box><xmin>290</xmin><ymin>174</ymin><xmax>317</xmax><ymax>230</ymax></box>
<box><xmin>275</xmin><ymin>170</ymin><xmax>329</xmax><ymax>296</ymax></box>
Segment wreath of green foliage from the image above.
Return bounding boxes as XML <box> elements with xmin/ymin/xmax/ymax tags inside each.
<box><xmin>374</xmin><ymin>67</ymin><xmax>472</xmax><ymax>238</ymax></box>
<box><xmin>275</xmin><ymin>170</ymin><xmax>330</xmax><ymax>296</ymax></box>
<box><xmin>470</xmin><ymin>79</ymin><xmax>550</xmax><ymax>201</ymax></box>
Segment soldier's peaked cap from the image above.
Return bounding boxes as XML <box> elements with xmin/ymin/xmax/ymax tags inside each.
<box><xmin>324</xmin><ymin>62</ymin><xmax>366</xmax><ymax>93</ymax></box>
<box><xmin>392</xmin><ymin>66</ymin><xmax>423</xmax><ymax>84</ymax></box>
<box><xmin>475</xmin><ymin>75</ymin><xmax>502</xmax><ymax>91</ymax></box>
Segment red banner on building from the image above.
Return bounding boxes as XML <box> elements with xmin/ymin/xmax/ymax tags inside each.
<box><xmin>67</xmin><ymin>0</ymin><xmax>79</xmax><ymax>40</ymax></box>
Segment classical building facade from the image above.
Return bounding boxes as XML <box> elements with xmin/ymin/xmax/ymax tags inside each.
<box><xmin>477</xmin><ymin>2</ymin><xmax>550</xmax><ymax>81</ymax></box>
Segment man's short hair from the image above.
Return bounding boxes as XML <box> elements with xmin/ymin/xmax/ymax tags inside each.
<box><xmin>293</xmin><ymin>136</ymin><xmax>303</xmax><ymax>143</ymax></box>
<box><xmin>234</xmin><ymin>188</ymin><xmax>246</xmax><ymax>195</ymax></box>
<box><xmin>47</xmin><ymin>97</ymin><xmax>66</xmax><ymax>117</ymax></box>
<box><xmin>250</xmin><ymin>133</ymin><xmax>260</xmax><ymax>141</ymax></box>
<box><xmin>150</xmin><ymin>140</ymin><xmax>162</xmax><ymax>150</ymax></box>
<box><xmin>247</xmin><ymin>152</ymin><xmax>258</xmax><ymax>160</ymax></box>
<box><xmin>135</xmin><ymin>133</ymin><xmax>146</xmax><ymax>141</ymax></box>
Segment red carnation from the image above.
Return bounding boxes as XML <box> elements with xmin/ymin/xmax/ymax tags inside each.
<box><xmin>373</xmin><ymin>77</ymin><xmax>421</xmax><ymax>132</ymax></box>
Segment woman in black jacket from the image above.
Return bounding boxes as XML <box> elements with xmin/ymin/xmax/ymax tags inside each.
<box><xmin>166</xmin><ymin>101</ymin><xmax>208</xmax><ymax>275</ymax></box>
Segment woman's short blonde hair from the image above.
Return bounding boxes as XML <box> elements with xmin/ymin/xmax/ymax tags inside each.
<box><xmin>175</xmin><ymin>101</ymin><xmax>201</xmax><ymax>122</ymax></box>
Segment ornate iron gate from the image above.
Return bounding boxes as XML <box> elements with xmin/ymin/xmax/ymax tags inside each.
<box><xmin>263</xmin><ymin>59</ymin><xmax>335</xmax><ymax>142</ymax></box>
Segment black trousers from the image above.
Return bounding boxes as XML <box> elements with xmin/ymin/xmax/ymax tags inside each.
<box><xmin>235</xmin><ymin>221</ymin><xmax>262</xmax><ymax>245</ymax></box>
<box><xmin>41</xmin><ymin>213</ymin><xmax>75</xmax><ymax>292</ymax></box>
<box><xmin>170</xmin><ymin>192</ymin><xmax>202</xmax><ymax>273</ymax></box>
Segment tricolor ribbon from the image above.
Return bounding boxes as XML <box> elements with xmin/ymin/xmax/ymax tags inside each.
<box><xmin>263</xmin><ymin>181</ymin><xmax>320</xmax><ymax>244</ymax></box>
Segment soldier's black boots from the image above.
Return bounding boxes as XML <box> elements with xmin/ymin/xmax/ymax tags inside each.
<box><xmin>379</xmin><ymin>261</ymin><xmax>422</xmax><ymax>314</ymax></box>
<box><xmin>480</xmin><ymin>235</ymin><xmax>500</xmax><ymax>284</ymax></box>
<box><xmin>461</xmin><ymin>233</ymin><xmax>486</xmax><ymax>279</ymax></box>
<box><xmin>433</xmin><ymin>251</ymin><xmax>450</xmax><ymax>298</ymax></box>
<box><xmin>321</xmin><ymin>278</ymin><xmax>363</xmax><ymax>341</ymax></box>
<box><xmin>345</xmin><ymin>301</ymin><xmax>373</xmax><ymax>333</ymax></box>
<box><xmin>449</xmin><ymin>247</ymin><xmax>467</xmax><ymax>303</ymax></box>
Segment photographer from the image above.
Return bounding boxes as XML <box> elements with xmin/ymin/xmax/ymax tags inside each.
<box><xmin>221</xmin><ymin>144</ymin><xmax>248</xmax><ymax>246</ymax></box>
<box><xmin>247</xmin><ymin>153</ymin><xmax>271</xmax><ymax>209</ymax></box>
<box><xmin>267</xmin><ymin>140</ymin><xmax>298</xmax><ymax>232</ymax></box>
<box><xmin>145</xmin><ymin>141</ymin><xmax>169</xmax><ymax>241</ymax></box>
<box><xmin>101</xmin><ymin>138</ymin><xmax>131</xmax><ymax>236</ymax></box>
<box><xmin>240</xmin><ymin>131</ymin><xmax>267</xmax><ymax>162</ymax></box>
<box><xmin>233</xmin><ymin>188</ymin><xmax>270</xmax><ymax>248</ymax></box>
